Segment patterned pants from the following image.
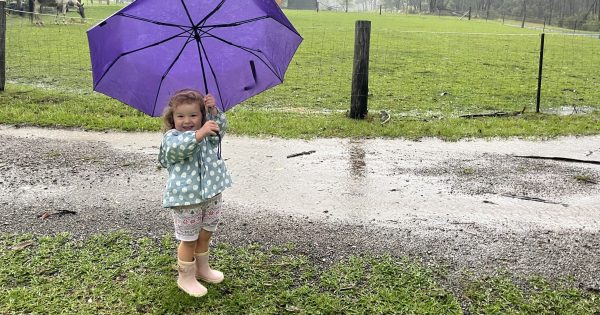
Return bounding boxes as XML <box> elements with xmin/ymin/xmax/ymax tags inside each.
<box><xmin>171</xmin><ymin>194</ymin><xmax>222</xmax><ymax>241</ymax></box>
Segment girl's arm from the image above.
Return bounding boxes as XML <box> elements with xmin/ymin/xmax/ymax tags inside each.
<box><xmin>160</xmin><ymin>130</ymin><xmax>199</xmax><ymax>165</ymax></box>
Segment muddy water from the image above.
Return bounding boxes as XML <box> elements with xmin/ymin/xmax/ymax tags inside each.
<box><xmin>2</xmin><ymin>126</ymin><xmax>600</xmax><ymax>232</ymax></box>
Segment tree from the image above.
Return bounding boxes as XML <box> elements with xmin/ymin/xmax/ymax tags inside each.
<box><xmin>381</xmin><ymin>0</ymin><xmax>403</xmax><ymax>11</ymax></box>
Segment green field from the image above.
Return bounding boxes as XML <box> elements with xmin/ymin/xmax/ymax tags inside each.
<box><xmin>2</xmin><ymin>5</ymin><xmax>600</xmax><ymax>138</ymax></box>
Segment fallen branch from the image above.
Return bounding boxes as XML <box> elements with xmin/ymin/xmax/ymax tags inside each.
<box><xmin>500</xmin><ymin>193</ymin><xmax>568</xmax><ymax>207</ymax></box>
<box><xmin>460</xmin><ymin>111</ymin><xmax>521</xmax><ymax>118</ymax></box>
<box><xmin>10</xmin><ymin>240</ymin><xmax>34</xmax><ymax>250</ymax></box>
<box><xmin>513</xmin><ymin>155</ymin><xmax>600</xmax><ymax>165</ymax></box>
<box><xmin>339</xmin><ymin>284</ymin><xmax>356</xmax><ymax>291</ymax></box>
<box><xmin>380</xmin><ymin>110</ymin><xmax>391</xmax><ymax>125</ymax></box>
<box><xmin>449</xmin><ymin>221</ymin><xmax>475</xmax><ymax>225</ymax></box>
<box><xmin>37</xmin><ymin>209</ymin><xmax>77</xmax><ymax>219</ymax></box>
<box><xmin>287</xmin><ymin>150</ymin><xmax>316</xmax><ymax>158</ymax></box>
<box><xmin>576</xmin><ymin>177</ymin><xmax>598</xmax><ymax>185</ymax></box>
<box><xmin>460</xmin><ymin>107</ymin><xmax>525</xmax><ymax>119</ymax></box>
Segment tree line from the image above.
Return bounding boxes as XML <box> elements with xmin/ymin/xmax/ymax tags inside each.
<box><xmin>326</xmin><ymin>0</ymin><xmax>600</xmax><ymax>31</ymax></box>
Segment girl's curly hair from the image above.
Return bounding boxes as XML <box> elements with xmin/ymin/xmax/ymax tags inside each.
<box><xmin>161</xmin><ymin>89</ymin><xmax>206</xmax><ymax>133</ymax></box>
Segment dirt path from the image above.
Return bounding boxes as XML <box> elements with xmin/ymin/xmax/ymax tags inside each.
<box><xmin>1</xmin><ymin>125</ymin><xmax>600</xmax><ymax>292</ymax></box>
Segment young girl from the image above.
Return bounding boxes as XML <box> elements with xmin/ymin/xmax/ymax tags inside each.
<box><xmin>159</xmin><ymin>89</ymin><xmax>232</xmax><ymax>297</ymax></box>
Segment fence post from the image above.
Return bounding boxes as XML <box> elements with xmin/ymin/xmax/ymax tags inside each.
<box><xmin>536</xmin><ymin>33</ymin><xmax>545</xmax><ymax>113</ymax></box>
<box><xmin>350</xmin><ymin>20</ymin><xmax>371</xmax><ymax>119</ymax></box>
<box><xmin>0</xmin><ymin>0</ymin><xmax>6</xmax><ymax>92</ymax></box>
<box><xmin>468</xmin><ymin>7</ymin><xmax>471</xmax><ymax>20</ymax></box>
<box><xmin>521</xmin><ymin>0</ymin><xmax>526</xmax><ymax>28</ymax></box>
<box><xmin>543</xmin><ymin>17</ymin><xmax>546</xmax><ymax>32</ymax></box>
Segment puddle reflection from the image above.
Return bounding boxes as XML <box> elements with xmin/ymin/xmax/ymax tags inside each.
<box><xmin>348</xmin><ymin>141</ymin><xmax>366</xmax><ymax>178</ymax></box>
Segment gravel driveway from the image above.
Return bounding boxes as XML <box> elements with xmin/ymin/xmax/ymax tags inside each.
<box><xmin>1</xmin><ymin>125</ymin><xmax>600</xmax><ymax>294</ymax></box>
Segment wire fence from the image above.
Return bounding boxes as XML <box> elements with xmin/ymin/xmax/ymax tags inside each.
<box><xmin>3</xmin><ymin>7</ymin><xmax>600</xmax><ymax>118</ymax></box>
<box><xmin>5</xmin><ymin>9</ymin><xmax>90</xmax><ymax>91</ymax></box>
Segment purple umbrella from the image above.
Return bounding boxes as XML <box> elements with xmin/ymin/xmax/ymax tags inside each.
<box><xmin>87</xmin><ymin>0</ymin><xmax>302</xmax><ymax>116</ymax></box>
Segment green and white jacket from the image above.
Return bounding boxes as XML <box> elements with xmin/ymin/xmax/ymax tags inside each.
<box><xmin>159</xmin><ymin>112</ymin><xmax>232</xmax><ymax>208</ymax></box>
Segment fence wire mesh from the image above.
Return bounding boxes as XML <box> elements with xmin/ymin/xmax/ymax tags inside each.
<box><xmin>4</xmin><ymin>8</ymin><xmax>600</xmax><ymax>118</ymax></box>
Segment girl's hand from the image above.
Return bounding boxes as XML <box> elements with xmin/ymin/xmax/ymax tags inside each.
<box><xmin>204</xmin><ymin>94</ymin><xmax>217</xmax><ymax>115</ymax></box>
<box><xmin>195</xmin><ymin>121</ymin><xmax>220</xmax><ymax>141</ymax></box>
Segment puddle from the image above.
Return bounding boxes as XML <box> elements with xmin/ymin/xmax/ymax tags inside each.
<box><xmin>543</xmin><ymin>106</ymin><xmax>596</xmax><ymax>116</ymax></box>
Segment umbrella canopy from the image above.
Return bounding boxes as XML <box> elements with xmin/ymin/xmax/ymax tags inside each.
<box><xmin>87</xmin><ymin>0</ymin><xmax>302</xmax><ymax>116</ymax></box>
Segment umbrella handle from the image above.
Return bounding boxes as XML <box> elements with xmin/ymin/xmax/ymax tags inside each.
<box><xmin>243</xmin><ymin>61</ymin><xmax>257</xmax><ymax>91</ymax></box>
<box><xmin>216</xmin><ymin>133</ymin><xmax>222</xmax><ymax>160</ymax></box>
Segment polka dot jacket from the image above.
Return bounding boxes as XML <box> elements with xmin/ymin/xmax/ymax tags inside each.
<box><xmin>159</xmin><ymin>111</ymin><xmax>232</xmax><ymax>208</ymax></box>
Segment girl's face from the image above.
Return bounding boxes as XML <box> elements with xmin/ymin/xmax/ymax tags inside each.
<box><xmin>173</xmin><ymin>102</ymin><xmax>203</xmax><ymax>132</ymax></box>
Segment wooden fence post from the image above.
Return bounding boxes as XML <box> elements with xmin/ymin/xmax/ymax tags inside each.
<box><xmin>0</xmin><ymin>0</ymin><xmax>6</xmax><ymax>92</ymax></box>
<box><xmin>521</xmin><ymin>1</ymin><xmax>526</xmax><ymax>28</ymax></box>
<box><xmin>350</xmin><ymin>20</ymin><xmax>371</xmax><ymax>119</ymax></box>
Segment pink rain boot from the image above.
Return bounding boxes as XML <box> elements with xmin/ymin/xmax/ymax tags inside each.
<box><xmin>195</xmin><ymin>251</ymin><xmax>224</xmax><ymax>284</ymax></box>
<box><xmin>177</xmin><ymin>259</ymin><xmax>208</xmax><ymax>297</ymax></box>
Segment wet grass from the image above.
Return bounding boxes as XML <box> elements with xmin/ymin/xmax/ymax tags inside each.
<box><xmin>3</xmin><ymin>6</ymin><xmax>600</xmax><ymax>139</ymax></box>
<box><xmin>2</xmin><ymin>84</ymin><xmax>600</xmax><ymax>140</ymax></box>
<box><xmin>1</xmin><ymin>232</ymin><xmax>599</xmax><ymax>314</ymax></box>
<box><xmin>573</xmin><ymin>174</ymin><xmax>597</xmax><ymax>184</ymax></box>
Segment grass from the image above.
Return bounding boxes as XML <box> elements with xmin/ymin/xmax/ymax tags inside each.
<box><xmin>1</xmin><ymin>232</ymin><xmax>599</xmax><ymax>314</ymax></box>
<box><xmin>573</xmin><ymin>174</ymin><xmax>597</xmax><ymax>184</ymax></box>
<box><xmin>466</xmin><ymin>275</ymin><xmax>600</xmax><ymax>314</ymax></box>
<box><xmin>3</xmin><ymin>6</ymin><xmax>600</xmax><ymax>139</ymax></box>
<box><xmin>2</xmin><ymin>83</ymin><xmax>600</xmax><ymax>140</ymax></box>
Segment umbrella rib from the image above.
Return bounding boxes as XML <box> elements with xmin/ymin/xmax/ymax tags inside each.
<box><xmin>179</xmin><ymin>0</ymin><xmax>196</xmax><ymax>28</ymax></box>
<box><xmin>203</xmin><ymin>16</ymin><xmax>269</xmax><ymax>28</ymax></box>
<box><xmin>151</xmin><ymin>36</ymin><xmax>196</xmax><ymax>116</ymax></box>
<box><xmin>196</xmin><ymin>0</ymin><xmax>226</xmax><ymax>27</ymax></box>
<box><xmin>94</xmin><ymin>29</ymin><xmax>193</xmax><ymax>90</ymax></box>
<box><xmin>199</xmin><ymin>31</ymin><xmax>283</xmax><ymax>82</ymax></box>
<box><xmin>116</xmin><ymin>12</ymin><xmax>188</xmax><ymax>28</ymax></box>
<box><xmin>196</xmin><ymin>37</ymin><xmax>226</xmax><ymax>110</ymax></box>
<box><xmin>194</xmin><ymin>34</ymin><xmax>209</xmax><ymax>96</ymax></box>
<box><xmin>206</xmin><ymin>15</ymin><xmax>302</xmax><ymax>39</ymax></box>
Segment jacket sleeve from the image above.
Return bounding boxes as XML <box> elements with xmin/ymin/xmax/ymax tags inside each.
<box><xmin>206</xmin><ymin>110</ymin><xmax>228</xmax><ymax>146</ymax></box>
<box><xmin>159</xmin><ymin>130</ymin><xmax>199</xmax><ymax>166</ymax></box>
